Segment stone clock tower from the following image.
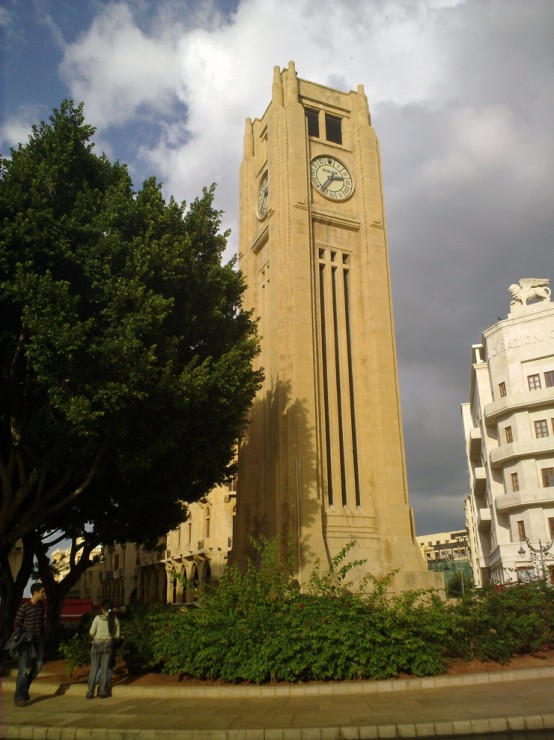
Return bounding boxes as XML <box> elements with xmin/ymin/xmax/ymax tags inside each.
<box><xmin>234</xmin><ymin>62</ymin><xmax>440</xmax><ymax>592</ymax></box>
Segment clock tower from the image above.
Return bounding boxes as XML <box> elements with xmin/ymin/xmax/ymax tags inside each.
<box><xmin>234</xmin><ymin>62</ymin><xmax>439</xmax><ymax>592</ymax></box>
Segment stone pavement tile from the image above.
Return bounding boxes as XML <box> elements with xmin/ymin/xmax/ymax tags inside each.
<box><xmin>469</xmin><ymin>718</ymin><xmax>493</xmax><ymax>734</ymax></box>
<box><xmin>334</xmin><ymin>728</ymin><xmax>360</xmax><ymax>739</ymax></box>
<box><xmin>357</xmin><ymin>726</ymin><xmax>378</xmax><ymax>738</ymax></box>
<box><xmin>289</xmin><ymin>714</ymin><xmax>350</xmax><ymax>729</ymax></box>
<box><xmin>433</xmin><ymin>720</ymin><xmax>455</xmax><ymax>736</ymax></box>
<box><xmin>413</xmin><ymin>722</ymin><xmax>435</xmax><ymax>736</ymax></box>
<box><xmin>395</xmin><ymin>723</ymin><xmax>417</xmax><ymax>737</ymax></box>
<box><xmin>526</xmin><ymin>714</ymin><xmax>547</xmax><ymax>730</ymax></box>
<box><xmin>376</xmin><ymin>724</ymin><xmax>397</xmax><ymax>737</ymax></box>
<box><xmin>488</xmin><ymin>717</ymin><xmax>510</xmax><ymax>733</ymax></box>
<box><xmin>263</xmin><ymin>730</ymin><xmax>287</xmax><ymax>740</ymax></box>
<box><xmin>451</xmin><ymin>719</ymin><xmax>473</xmax><ymax>735</ymax></box>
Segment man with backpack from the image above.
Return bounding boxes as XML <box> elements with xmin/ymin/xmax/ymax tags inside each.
<box><xmin>13</xmin><ymin>583</ymin><xmax>46</xmax><ymax>707</ymax></box>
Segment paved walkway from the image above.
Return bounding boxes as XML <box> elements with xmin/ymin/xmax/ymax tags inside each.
<box><xmin>2</xmin><ymin>666</ymin><xmax>554</xmax><ymax>739</ymax></box>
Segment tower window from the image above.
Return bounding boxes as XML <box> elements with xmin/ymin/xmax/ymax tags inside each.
<box><xmin>505</xmin><ymin>426</ymin><xmax>513</xmax><ymax>444</ymax></box>
<box><xmin>305</xmin><ymin>108</ymin><xmax>320</xmax><ymax>137</ymax></box>
<box><xmin>535</xmin><ymin>420</ymin><xmax>549</xmax><ymax>438</ymax></box>
<box><xmin>528</xmin><ymin>374</ymin><xmax>541</xmax><ymax>390</ymax></box>
<box><xmin>517</xmin><ymin>520</ymin><xmax>526</xmax><ymax>541</ymax></box>
<box><xmin>545</xmin><ymin>370</ymin><xmax>554</xmax><ymax>387</ymax></box>
<box><xmin>511</xmin><ymin>472</ymin><xmax>519</xmax><ymax>492</ymax></box>
<box><xmin>325</xmin><ymin>113</ymin><xmax>342</xmax><ymax>144</ymax></box>
<box><xmin>498</xmin><ymin>382</ymin><xmax>506</xmax><ymax>398</ymax></box>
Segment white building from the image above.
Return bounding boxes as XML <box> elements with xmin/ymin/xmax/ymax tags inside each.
<box><xmin>462</xmin><ymin>278</ymin><xmax>554</xmax><ymax>587</ymax></box>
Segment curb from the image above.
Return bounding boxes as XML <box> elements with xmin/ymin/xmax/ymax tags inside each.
<box><xmin>3</xmin><ymin>714</ymin><xmax>554</xmax><ymax>740</ymax></box>
<box><xmin>3</xmin><ymin>664</ymin><xmax>554</xmax><ymax>698</ymax></box>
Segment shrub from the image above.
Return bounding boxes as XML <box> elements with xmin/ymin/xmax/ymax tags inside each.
<box><xmin>59</xmin><ymin>619</ymin><xmax>93</xmax><ymax>676</ymax></box>
<box><xmin>455</xmin><ymin>581</ymin><xmax>554</xmax><ymax>663</ymax></box>
<box><xmin>149</xmin><ymin>540</ymin><xmax>455</xmax><ymax>682</ymax></box>
<box><xmin>119</xmin><ymin>602</ymin><xmax>172</xmax><ymax>674</ymax></box>
<box><xmin>121</xmin><ymin>541</ymin><xmax>554</xmax><ymax>683</ymax></box>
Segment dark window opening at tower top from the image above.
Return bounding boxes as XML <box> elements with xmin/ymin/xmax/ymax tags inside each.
<box><xmin>305</xmin><ymin>107</ymin><xmax>319</xmax><ymax>137</ymax></box>
<box><xmin>325</xmin><ymin>113</ymin><xmax>342</xmax><ymax>144</ymax></box>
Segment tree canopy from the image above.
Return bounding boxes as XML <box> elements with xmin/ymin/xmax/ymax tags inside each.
<box><xmin>0</xmin><ymin>101</ymin><xmax>262</xmax><ymax>638</ymax></box>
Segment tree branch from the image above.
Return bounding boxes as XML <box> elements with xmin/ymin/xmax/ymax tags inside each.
<box><xmin>1</xmin><ymin>454</ymin><xmax>102</xmax><ymax>551</ymax></box>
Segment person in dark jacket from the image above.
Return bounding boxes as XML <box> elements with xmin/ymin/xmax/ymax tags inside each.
<box><xmin>13</xmin><ymin>583</ymin><xmax>46</xmax><ymax>707</ymax></box>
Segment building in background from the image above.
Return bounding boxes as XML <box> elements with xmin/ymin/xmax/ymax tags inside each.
<box><xmin>416</xmin><ymin>529</ymin><xmax>469</xmax><ymax>564</ymax></box>
<box><xmin>234</xmin><ymin>61</ymin><xmax>440</xmax><ymax>593</ymax></box>
<box><xmin>462</xmin><ymin>278</ymin><xmax>554</xmax><ymax>587</ymax></box>
<box><xmin>101</xmin><ymin>480</ymin><xmax>236</xmax><ymax>605</ymax></box>
<box><xmin>50</xmin><ymin>542</ymin><xmax>103</xmax><ymax>603</ymax></box>
<box><xmin>416</xmin><ymin>529</ymin><xmax>472</xmax><ymax>593</ymax></box>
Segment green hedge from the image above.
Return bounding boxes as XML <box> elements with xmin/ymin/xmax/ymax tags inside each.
<box><xmin>116</xmin><ymin>541</ymin><xmax>554</xmax><ymax>683</ymax></box>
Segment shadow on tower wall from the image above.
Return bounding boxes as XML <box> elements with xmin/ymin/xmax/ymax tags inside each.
<box><xmin>232</xmin><ymin>378</ymin><xmax>323</xmax><ymax>579</ymax></box>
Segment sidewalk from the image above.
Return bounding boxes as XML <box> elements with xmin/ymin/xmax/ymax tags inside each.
<box><xmin>2</xmin><ymin>665</ymin><xmax>554</xmax><ymax>739</ymax></box>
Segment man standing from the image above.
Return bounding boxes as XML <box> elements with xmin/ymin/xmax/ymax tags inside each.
<box><xmin>13</xmin><ymin>582</ymin><xmax>46</xmax><ymax>707</ymax></box>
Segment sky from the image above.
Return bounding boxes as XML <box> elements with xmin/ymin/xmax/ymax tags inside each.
<box><xmin>1</xmin><ymin>0</ymin><xmax>553</xmax><ymax>537</ymax></box>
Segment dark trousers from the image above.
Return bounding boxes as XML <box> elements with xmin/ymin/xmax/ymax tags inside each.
<box><xmin>14</xmin><ymin>640</ymin><xmax>44</xmax><ymax>701</ymax></box>
<box><xmin>87</xmin><ymin>641</ymin><xmax>112</xmax><ymax>698</ymax></box>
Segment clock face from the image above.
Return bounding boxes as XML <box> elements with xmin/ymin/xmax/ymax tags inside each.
<box><xmin>310</xmin><ymin>156</ymin><xmax>354</xmax><ymax>201</ymax></box>
<box><xmin>257</xmin><ymin>171</ymin><xmax>269</xmax><ymax>219</ymax></box>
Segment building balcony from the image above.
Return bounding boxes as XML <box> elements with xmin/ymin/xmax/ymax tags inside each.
<box><xmin>490</xmin><ymin>438</ymin><xmax>554</xmax><ymax>468</ymax></box>
<box><xmin>484</xmin><ymin>388</ymin><xmax>554</xmax><ymax>423</ymax></box>
<box><xmin>495</xmin><ymin>487</ymin><xmax>554</xmax><ymax>513</ymax></box>
<box><xmin>469</xmin><ymin>427</ymin><xmax>482</xmax><ymax>461</ymax></box>
<box><xmin>472</xmin><ymin>467</ymin><xmax>487</xmax><ymax>497</ymax></box>
<box><xmin>478</xmin><ymin>508</ymin><xmax>491</xmax><ymax>531</ymax></box>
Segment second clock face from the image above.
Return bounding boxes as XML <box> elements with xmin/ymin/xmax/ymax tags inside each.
<box><xmin>257</xmin><ymin>171</ymin><xmax>269</xmax><ymax>219</ymax></box>
<box><xmin>310</xmin><ymin>156</ymin><xmax>354</xmax><ymax>201</ymax></box>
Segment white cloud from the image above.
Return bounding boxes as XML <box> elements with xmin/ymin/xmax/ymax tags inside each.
<box><xmin>0</xmin><ymin>106</ymin><xmax>42</xmax><ymax>151</ymax></box>
<box><xmin>59</xmin><ymin>2</ymin><xmax>183</xmax><ymax>127</ymax></box>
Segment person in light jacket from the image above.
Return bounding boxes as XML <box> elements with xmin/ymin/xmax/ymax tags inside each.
<box><xmin>86</xmin><ymin>599</ymin><xmax>120</xmax><ymax>699</ymax></box>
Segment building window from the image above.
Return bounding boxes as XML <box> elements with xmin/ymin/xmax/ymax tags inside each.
<box><xmin>528</xmin><ymin>374</ymin><xmax>541</xmax><ymax>390</ymax></box>
<box><xmin>542</xmin><ymin>468</ymin><xmax>554</xmax><ymax>487</ymax></box>
<box><xmin>548</xmin><ymin>517</ymin><xmax>554</xmax><ymax>540</ymax></box>
<box><xmin>305</xmin><ymin>108</ymin><xmax>319</xmax><ymax>137</ymax></box>
<box><xmin>535</xmin><ymin>420</ymin><xmax>549</xmax><ymax>438</ymax></box>
<box><xmin>498</xmin><ymin>382</ymin><xmax>507</xmax><ymax>398</ymax></box>
<box><xmin>517</xmin><ymin>520</ymin><xmax>526</xmax><ymax>541</ymax></box>
<box><xmin>511</xmin><ymin>472</ymin><xmax>520</xmax><ymax>492</ymax></box>
<box><xmin>545</xmin><ymin>370</ymin><xmax>554</xmax><ymax>387</ymax></box>
<box><xmin>505</xmin><ymin>426</ymin><xmax>513</xmax><ymax>444</ymax></box>
<box><xmin>325</xmin><ymin>113</ymin><xmax>342</xmax><ymax>144</ymax></box>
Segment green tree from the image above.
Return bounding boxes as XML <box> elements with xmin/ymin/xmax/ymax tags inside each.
<box><xmin>0</xmin><ymin>101</ymin><xmax>262</xmax><ymax>647</ymax></box>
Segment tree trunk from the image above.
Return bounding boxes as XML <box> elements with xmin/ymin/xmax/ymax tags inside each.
<box><xmin>0</xmin><ymin>537</ymin><xmax>35</xmax><ymax>673</ymax></box>
<box><xmin>33</xmin><ymin>532</ymin><xmax>101</xmax><ymax>656</ymax></box>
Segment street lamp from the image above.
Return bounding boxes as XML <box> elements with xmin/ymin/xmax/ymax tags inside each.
<box><xmin>518</xmin><ymin>538</ymin><xmax>554</xmax><ymax>582</ymax></box>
